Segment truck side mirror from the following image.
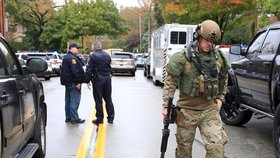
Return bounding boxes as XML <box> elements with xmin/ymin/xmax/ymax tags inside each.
<box><xmin>229</xmin><ymin>45</ymin><xmax>241</xmax><ymax>55</ymax></box>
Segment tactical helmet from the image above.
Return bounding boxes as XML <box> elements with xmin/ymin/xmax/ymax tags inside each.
<box><xmin>196</xmin><ymin>20</ymin><xmax>221</xmax><ymax>41</ymax></box>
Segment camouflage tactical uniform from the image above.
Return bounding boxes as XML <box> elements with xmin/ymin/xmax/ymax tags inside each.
<box><xmin>162</xmin><ymin>42</ymin><xmax>231</xmax><ymax>158</ymax></box>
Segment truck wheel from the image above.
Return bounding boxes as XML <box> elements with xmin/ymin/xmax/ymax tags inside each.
<box><xmin>144</xmin><ymin>69</ymin><xmax>147</xmax><ymax>76</ymax></box>
<box><xmin>153</xmin><ymin>80</ymin><xmax>161</xmax><ymax>86</ymax></box>
<box><xmin>146</xmin><ymin>66</ymin><xmax>151</xmax><ymax>79</ymax></box>
<box><xmin>44</xmin><ymin>76</ymin><xmax>51</xmax><ymax>80</ymax></box>
<box><xmin>220</xmin><ymin>86</ymin><xmax>253</xmax><ymax>126</ymax></box>
<box><xmin>32</xmin><ymin>107</ymin><xmax>46</xmax><ymax>158</ymax></box>
<box><xmin>273</xmin><ymin>105</ymin><xmax>280</xmax><ymax>157</ymax></box>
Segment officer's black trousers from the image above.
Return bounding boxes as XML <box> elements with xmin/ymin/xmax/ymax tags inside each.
<box><xmin>92</xmin><ymin>76</ymin><xmax>115</xmax><ymax>121</ymax></box>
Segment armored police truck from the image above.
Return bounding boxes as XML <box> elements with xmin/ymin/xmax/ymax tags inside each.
<box><xmin>150</xmin><ymin>23</ymin><xmax>196</xmax><ymax>86</ymax></box>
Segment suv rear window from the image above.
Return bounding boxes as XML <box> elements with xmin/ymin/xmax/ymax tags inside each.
<box><xmin>28</xmin><ymin>54</ymin><xmax>50</xmax><ymax>60</ymax></box>
<box><xmin>46</xmin><ymin>54</ymin><xmax>57</xmax><ymax>59</ymax></box>
<box><xmin>112</xmin><ymin>53</ymin><xmax>133</xmax><ymax>59</ymax></box>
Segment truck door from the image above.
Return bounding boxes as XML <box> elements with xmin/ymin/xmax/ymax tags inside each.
<box><xmin>250</xmin><ymin>28</ymin><xmax>280</xmax><ymax>110</ymax></box>
<box><xmin>0</xmin><ymin>39</ymin><xmax>22</xmax><ymax>157</ymax></box>
<box><xmin>0</xmin><ymin>39</ymin><xmax>36</xmax><ymax>150</ymax></box>
<box><xmin>233</xmin><ymin>31</ymin><xmax>266</xmax><ymax>105</ymax></box>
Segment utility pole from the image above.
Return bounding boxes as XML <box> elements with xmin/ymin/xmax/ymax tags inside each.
<box><xmin>0</xmin><ymin>0</ymin><xmax>4</xmax><ymax>36</ymax></box>
<box><xmin>148</xmin><ymin>7</ymin><xmax>151</xmax><ymax>53</ymax></box>
<box><xmin>139</xmin><ymin>14</ymin><xmax>142</xmax><ymax>52</ymax></box>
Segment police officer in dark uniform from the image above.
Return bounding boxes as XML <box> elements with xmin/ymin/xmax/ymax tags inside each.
<box><xmin>84</xmin><ymin>40</ymin><xmax>115</xmax><ymax>125</ymax></box>
<box><xmin>60</xmin><ymin>43</ymin><xmax>85</xmax><ymax>124</ymax></box>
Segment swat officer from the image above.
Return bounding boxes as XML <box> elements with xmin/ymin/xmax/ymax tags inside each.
<box><xmin>162</xmin><ymin>20</ymin><xmax>231</xmax><ymax>158</ymax></box>
<box><xmin>84</xmin><ymin>40</ymin><xmax>115</xmax><ymax>125</ymax></box>
<box><xmin>60</xmin><ymin>43</ymin><xmax>85</xmax><ymax>124</ymax></box>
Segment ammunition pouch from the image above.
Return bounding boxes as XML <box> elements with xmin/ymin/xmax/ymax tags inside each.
<box><xmin>204</xmin><ymin>78</ymin><xmax>219</xmax><ymax>100</ymax></box>
<box><xmin>189</xmin><ymin>79</ymin><xmax>199</xmax><ymax>97</ymax></box>
<box><xmin>189</xmin><ymin>75</ymin><xmax>205</xmax><ymax>97</ymax></box>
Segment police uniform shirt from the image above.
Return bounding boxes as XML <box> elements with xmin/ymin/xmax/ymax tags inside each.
<box><xmin>84</xmin><ymin>50</ymin><xmax>111</xmax><ymax>83</ymax></box>
<box><xmin>60</xmin><ymin>51</ymin><xmax>85</xmax><ymax>85</ymax></box>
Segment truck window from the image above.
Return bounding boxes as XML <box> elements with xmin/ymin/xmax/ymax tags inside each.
<box><xmin>170</xmin><ymin>31</ymin><xmax>187</xmax><ymax>44</ymax></box>
<box><xmin>0</xmin><ymin>42</ymin><xmax>20</xmax><ymax>76</ymax></box>
<box><xmin>247</xmin><ymin>31</ymin><xmax>266</xmax><ymax>54</ymax></box>
<box><xmin>0</xmin><ymin>57</ymin><xmax>5</xmax><ymax>76</ymax></box>
<box><xmin>260</xmin><ymin>29</ymin><xmax>280</xmax><ymax>55</ymax></box>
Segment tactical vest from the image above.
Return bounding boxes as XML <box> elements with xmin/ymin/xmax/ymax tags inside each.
<box><xmin>168</xmin><ymin>45</ymin><xmax>225</xmax><ymax>100</ymax></box>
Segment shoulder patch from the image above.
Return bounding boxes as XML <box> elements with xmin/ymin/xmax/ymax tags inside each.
<box><xmin>72</xmin><ymin>59</ymin><xmax>77</xmax><ymax>64</ymax></box>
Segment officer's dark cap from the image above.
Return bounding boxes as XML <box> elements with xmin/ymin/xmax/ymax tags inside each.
<box><xmin>69</xmin><ymin>43</ymin><xmax>81</xmax><ymax>49</ymax></box>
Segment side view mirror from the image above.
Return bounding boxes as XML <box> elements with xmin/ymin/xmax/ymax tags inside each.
<box><xmin>229</xmin><ymin>45</ymin><xmax>241</xmax><ymax>55</ymax></box>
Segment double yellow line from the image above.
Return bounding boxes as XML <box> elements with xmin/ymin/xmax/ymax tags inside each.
<box><xmin>75</xmin><ymin>106</ymin><xmax>107</xmax><ymax>158</ymax></box>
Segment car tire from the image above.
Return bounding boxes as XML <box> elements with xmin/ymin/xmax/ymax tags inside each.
<box><xmin>220</xmin><ymin>86</ymin><xmax>253</xmax><ymax>126</ymax></box>
<box><xmin>153</xmin><ymin>80</ymin><xmax>161</xmax><ymax>86</ymax></box>
<box><xmin>44</xmin><ymin>76</ymin><xmax>51</xmax><ymax>80</ymax></box>
<box><xmin>31</xmin><ymin>107</ymin><xmax>46</xmax><ymax>158</ymax></box>
<box><xmin>132</xmin><ymin>71</ymin><xmax>135</xmax><ymax>76</ymax></box>
<box><xmin>144</xmin><ymin>69</ymin><xmax>147</xmax><ymax>76</ymax></box>
<box><xmin>57</xmin><ymin>70</ymin><xmax>61</xmax><ymax>76</ymax></box>
<box><xmin>273</xmin><ymin>105</ymin><xmax>280</xmax><ymax>157</ymax></box>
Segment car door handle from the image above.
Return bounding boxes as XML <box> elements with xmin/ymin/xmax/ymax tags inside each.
<box><xmin>247</xmin><ymin>62</ymin><xmax>253</xmax><ymax>66</ymax></box>
<box><xmin>19</xmin><ymin>90</ymin><xmax>26</xmax><ymax>95</ymax></box>
<box><xmin>0</xmin><ymin>94</ymin><xmax>9</xmax><ymax>100</ymax></box>
<box><xmin>263</xmin><ymin>62</ymin><xmax>270</xmax><ymax>66</ymax></box>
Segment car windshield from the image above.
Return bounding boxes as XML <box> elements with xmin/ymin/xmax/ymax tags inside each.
<box><xmin>112</xmin><ymin>53</ymin><xmax>133</xmax><ymax>59</ymax></box>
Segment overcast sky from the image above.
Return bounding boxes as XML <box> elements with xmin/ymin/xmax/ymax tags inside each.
<box><xmin>54</xmin><ymin>0</ymin><xmax>139</xmax><ymax>8</ymax></box>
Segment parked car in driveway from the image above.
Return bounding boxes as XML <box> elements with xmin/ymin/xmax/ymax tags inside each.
<box><xmin>111</xmin><ymin>52</ymin><xmax>136</xmax><ymax>76</ymax></box>
<box><xmin>0</xmin><ymin>36</ymin><xmax>47</xmax><ymax>157</ymax></box>
<box><xmin>16</xmin><ymin>53</ymin><xmax>52</xmax><ymax>80</ymax></box>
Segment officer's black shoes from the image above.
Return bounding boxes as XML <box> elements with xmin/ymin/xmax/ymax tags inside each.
<box><xmin>108</xmin><ymin>120</ymin><xmax>114</xmax><ymax>124</ymax></box>
<box><xmin>92</xmin><ymin>119</ymin><xmax>103</xmax><ymax>125</ymax></box>
<box><xmin>71</xmin><ymin>118</ymin><xmax>85</xmax><ymax>124</ymax></box>
<box><xmin>65</xmin><ymin>119</ymin><xmax>71</xmax><ymax>123</ymax></box>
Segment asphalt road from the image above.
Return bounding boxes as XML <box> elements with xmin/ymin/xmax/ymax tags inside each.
<box><xmin>42</xmin><ymin>69</ymin><xmax>275</xmax><ymax>158</ymax></box>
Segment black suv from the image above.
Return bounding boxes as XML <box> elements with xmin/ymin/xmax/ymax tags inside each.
<box><xmin>220</xmin><ymin>22</ymin><xmax>280</xmax><ymax>156</ymax></box>
<box><xmin>0</xmin><ymin>36</ymin><xmax>47</xmax><ymax>157</ymax></box>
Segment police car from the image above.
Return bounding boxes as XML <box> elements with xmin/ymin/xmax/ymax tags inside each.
<box><xmin>45</xmin><ymin>52</ymin><xmax>63</xmax><ymax>75</ymax></box>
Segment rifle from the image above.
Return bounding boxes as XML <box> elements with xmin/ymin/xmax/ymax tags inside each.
<box><xmin>160</xmin><ymin>94</ymin><xmax>176</xmax><ymax>158</ymax></box>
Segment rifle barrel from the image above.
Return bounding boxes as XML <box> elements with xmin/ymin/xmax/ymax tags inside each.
<box><xmin>160</xmin><ymin>152</ymin><xmax>165</xmax><ymax>158</ymax></box>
